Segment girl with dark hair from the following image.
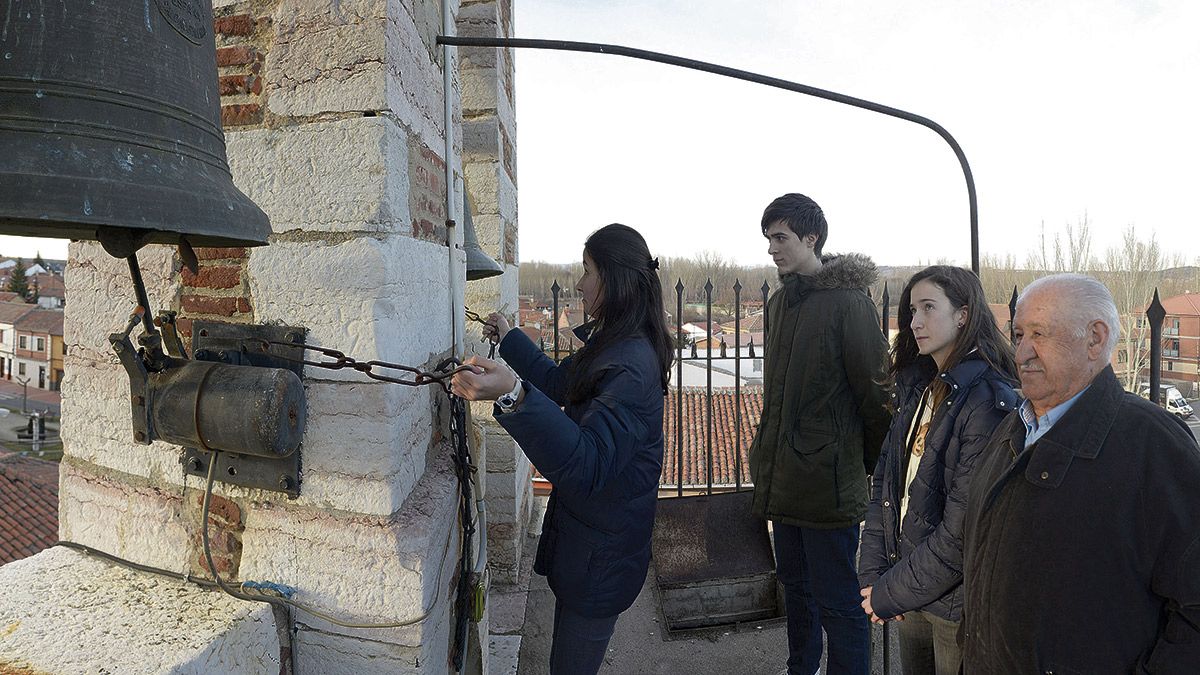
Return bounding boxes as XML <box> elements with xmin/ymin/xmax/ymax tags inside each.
<box><xmin>451</xmin><ymin>223</ymin><xmax>672</xmax><ymax>675</ymax></box>
<box><xmin>858</xmin><ymin>265</ymin><xmax>1019</xmax><ymax>675</ymax></box>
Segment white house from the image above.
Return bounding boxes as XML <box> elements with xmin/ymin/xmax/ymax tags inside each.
<box><xmin>0</xmin><ymin>302</ymin><xmax>35</xmax><ymax>381</ymax></box>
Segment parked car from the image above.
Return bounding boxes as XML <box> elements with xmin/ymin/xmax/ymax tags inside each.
<box><xmin>1138</xmin><ymin>383</ymin><xmax>1195</xmax><ymax>419</ymax></box>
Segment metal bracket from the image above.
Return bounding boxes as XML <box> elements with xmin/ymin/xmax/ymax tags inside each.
<box><xmin>181</xmin><ymin>321</ymin><xmax>306</xmax><ymax>498</ymax></box>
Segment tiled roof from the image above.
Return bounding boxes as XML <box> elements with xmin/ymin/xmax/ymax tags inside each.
<box><xmin>0</xmin><ymin>453</ymin><xmax>59</xmax><ymax>564</ymax></box>
<box><xmin>0</xmin><ymin>292</ymin><xmax>21</xmax><ymax>303</ymax></box>
<box><xmin>16</xmin><ymin>308</ymin><xmax>64</xmax><ymax>336</ymax></box>
<box><xmin>1161</xmin><ymin>292</ymin><xmax>1200</xmax><ymax>317</ymax></box>
<box><xmin>31</xmin><ymin>273</ymin><xmax>65</xmax><ymax>299</ymax></box>
<box><xmin>0</xmin><ymin>302</ymin><xmax>34</xmax><ymax>325</ymax></box>
<box><xmin>662</xmin><ymin>387</ymin><xmax>761</xmax><ymax>488</ymax></box>
<box><xmin>529</xmin><ymin>387</ymin><xmax>763</xmax><ymax>490</ymax></box>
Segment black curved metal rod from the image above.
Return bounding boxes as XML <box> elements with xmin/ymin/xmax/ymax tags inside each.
<box><xmin>438</xmin><ymin>35</ymin><xmax>980</xmax><ymax>274</ymax></box>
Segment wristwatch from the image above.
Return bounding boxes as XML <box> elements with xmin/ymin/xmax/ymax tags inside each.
<box><xmin>496</xmin><ymin>371</ymin><xmax>523</xmax><ymax>413</ymax></box>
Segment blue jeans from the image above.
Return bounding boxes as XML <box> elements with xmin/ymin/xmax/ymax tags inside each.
<box><xmin>549</xmin><ymin>601</ymin><xmax>619</xmax><ymax>675</ymax></box>
<box><xmin>772</xmin><ymin>522</ymin><xmax>870</xmax><ymax>675</ymax></box>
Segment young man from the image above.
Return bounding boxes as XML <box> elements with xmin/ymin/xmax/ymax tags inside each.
<box><xmin>749</xmin><ymin>193</ymin><xmax>891</xmax><ymax>675</ymax></box>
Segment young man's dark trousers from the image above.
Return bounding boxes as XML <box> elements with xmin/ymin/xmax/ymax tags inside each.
<box><xmin>773</xmin><ymin>522</ymin><xmax>870</xmax><ymax>675</ymax></box>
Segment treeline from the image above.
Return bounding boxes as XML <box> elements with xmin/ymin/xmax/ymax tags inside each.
<box><xmin>521</xmin><ymin>220</ymin><xmax>1200</xmax><ymax>352</ymax></box>
<box><xmin>519</xmin><ymin>252</ymin><xmax>778</xmax><ymax>307</ymax></box>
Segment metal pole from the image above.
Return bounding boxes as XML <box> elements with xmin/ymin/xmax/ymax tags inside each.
<box><xmin>676</xmin><ymin>279</ymin><xmax>684</xmax><ymax>497</ymax></box>
<box><xmin>16</xmin><ymin>376</ymin><xmax>28</xmax><ymax>413</ymax></box>
<box><xmin>442</xmin><ymin>3</ymin><xmax>463</xmax><ymax>358</ymax></box>
<box><xmin>436</xmin><ymin>36</ymin><xmax>981</xmax><ymax>274</ymax></box>
<box><xmin>704</xmin><ymin>280</ymin><xmax>713</xmax><ymax>495</ymax></box>
<box><xmin>734</xmin><ymin>279</ymin><xmax>742</xmax><ymax>492</ymax></box>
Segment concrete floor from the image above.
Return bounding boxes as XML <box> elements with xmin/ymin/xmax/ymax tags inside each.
<box><xmin>489</xmin><ymin>497</ymin><xmax>901</xmax><ymax>675</ymax></box>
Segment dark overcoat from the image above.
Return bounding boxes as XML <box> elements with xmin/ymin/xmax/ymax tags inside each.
<box><xmin>494</xmin><ymin>326</ymin><xmax>664</xmax><ymax>618</ymax></box>
<box><xmin>859</xmin><ymin>355</ymin><xmax>1018</xmax><ymax>621</ymax></box>
<box><xmin>962</xmin><ymin>366</ymin><xmax>1200</xmax><ymax>673</ymax></box>
<box><xmin>748</xmin><ymin>254</ymin><xmax>892</xmax><ymax>528</ymax></box>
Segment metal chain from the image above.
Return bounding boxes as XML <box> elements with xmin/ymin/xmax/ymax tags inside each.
<box><xmin>242</xmin><ymin>339</ymin><xmax>472</xmax><ymax>392</ymax></box>
<box><xmin>240</xmin><ymin>336</ymin><xmax>480</xmax><ymax>664</ymax></box>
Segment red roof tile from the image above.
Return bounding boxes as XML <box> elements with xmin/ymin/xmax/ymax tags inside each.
<box><xmin>0</xmin><ymin>303</ymin><xmax>34</xmax><ymax>325</ymax></box>
<box><xmin>0</xmin><ymin>453</ymin><xmax>59</xmax><ymax>564</ymax></box>
<box><xmin>529</xmin><ymin>387</ymin><xmax>763</xmax><ymax>490</ymax></box>
<box><xmin>662</xmin><ymin>387</ymin><xmax>761</xmax><ymax>488</ymax></box>
<box><xmin>15</xmin><ymin>308</ymin><xmax>64</xmax><ymax>336</ymax></box>
<box><xmin>1161</xmin><ymin>292</ymin><xmax>1200</xmax><ymax>317</ymax></box>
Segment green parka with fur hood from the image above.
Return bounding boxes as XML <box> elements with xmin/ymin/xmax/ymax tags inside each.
<box><xmin>749</xmin><ymin>253</ymin><xmax>891</xmax><ymax>528</ymax></box>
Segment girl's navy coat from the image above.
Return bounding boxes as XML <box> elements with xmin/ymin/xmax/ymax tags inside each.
<box><xmin>494</xmin><ymin>325</ymin><xmax>664</xmax><ymax>619</ymax></box>
<box><xmin>858</xmin><ymin>354</ymin><xmax>1018</xmax><ymax>621</ymax></box>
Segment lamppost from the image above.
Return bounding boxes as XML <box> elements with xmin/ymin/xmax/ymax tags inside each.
<box><xmin>15</xmin><ymin>375</ymin><xmax>29</xmax><ymax>414</ymax></box>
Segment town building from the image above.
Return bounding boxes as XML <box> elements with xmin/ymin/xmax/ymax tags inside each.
<box><xmin>0</xmin><ymin>303</ymin><xmax>35</xmax><ymax>382</ymax></box>
<box><xmin>13</xmin><ymin>309</ymin><xmax>64</xmax><ymax>390</ymax></box>
<box><xmin>1153</xmin><ymin>292</ymin><xmax>1200</xmax><ymax>396</ymax></box>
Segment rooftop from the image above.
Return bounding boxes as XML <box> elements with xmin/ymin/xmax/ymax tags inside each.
<box><xmin>16</xmin><ymin>308</ymin><xmax>65</xmax><ymax>336</ymax></box>
<box><xmin>0</xmin><ymin>453</ymin><xmax>59</xmax><ymax>565</ymax></box>
<box><xmin>0</xmin><ymin>302</ymin><xmax>35</xmax><ymax>325</ymax></box>
<box><xmin>663</xmin><ymin>387</ymin><xmax>760</xmax><ymax>488</ymax></box>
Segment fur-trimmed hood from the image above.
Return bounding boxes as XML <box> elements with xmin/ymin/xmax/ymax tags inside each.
<box><xmin>781</xmin><ymin>252</ymin><xmax>879</xmax><ymax>300</ymax></box>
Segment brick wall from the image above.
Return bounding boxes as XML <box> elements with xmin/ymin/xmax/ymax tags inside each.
<box><xmin>176</xmin><ymin>247</ymin><xmax>252</xmax><ymax>346</ymax></box>
<box><xmin>214</xmin><ymin>7</ymin><xmax>269</xmax><ymax>129</ymax></box>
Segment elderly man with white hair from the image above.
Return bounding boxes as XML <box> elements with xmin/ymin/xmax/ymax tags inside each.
<box><xmin>960</xmin><ymin>273</ymin><xmax>1200</xmax><ymax>673</ymax></box>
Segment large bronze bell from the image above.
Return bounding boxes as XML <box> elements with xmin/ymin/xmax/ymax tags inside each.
<box><xmin>0</xmin><ymin>0</ymin><xmax>269</xmax><ymax>252</ymax></box>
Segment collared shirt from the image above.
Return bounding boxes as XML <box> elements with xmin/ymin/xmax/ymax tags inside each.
<box><xmin>1019</xmin><ymin>385</ymin><xmax>1091</xmax><ymax>448</ymax></box>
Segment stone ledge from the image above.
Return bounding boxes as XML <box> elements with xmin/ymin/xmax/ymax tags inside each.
<box><xmin>0</xmin><ymin>546</ymin><xmax>280</xmax><ymax>674</ymax></box>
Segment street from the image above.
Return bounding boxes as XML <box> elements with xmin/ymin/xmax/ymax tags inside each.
<box><xmin>1187</xmin><ymin>415</ymin><xmax>1200</xmax><ymax>440</ymax></box>
<box><xmin>0</xmin><ymin>378</ymin><xmax>59</xmax><ymax>417</ymax></box>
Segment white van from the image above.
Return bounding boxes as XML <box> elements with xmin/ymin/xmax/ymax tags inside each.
<box><xmin>1138</xmin><ymin>383</ymin><xmax>1195</xmax><ymax>419</ymax></box>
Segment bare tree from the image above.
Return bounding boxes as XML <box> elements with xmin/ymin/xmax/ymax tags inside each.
<box><xmin>979</xmin><ymin>253</ymin><xmax>1039</xmax><ymax>307</ymax></box>
<box><xmin>1025</xmin><ymin>214</ymin><xmax>1095</xmax><ymax>273</ymax></box>
<box><xmin>1099</xmin><ymin>226</ymin><xmax>1177</xmax><ymax>391</ymax></box>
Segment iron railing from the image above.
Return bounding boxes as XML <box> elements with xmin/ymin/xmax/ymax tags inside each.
<box><xmin>529</xmin><ymin>278</ymin><xmax>1177</xmax><ymax>495</ymax></box>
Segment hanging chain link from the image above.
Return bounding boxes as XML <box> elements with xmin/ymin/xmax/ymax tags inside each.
<box><xmin>239</xmin><ymin>330</ymin><xmax>485</xmax><ymax>661</ymax></box>
<box><xmin>242</xmin><ymin>308</ymin><xmax>504</xmax><ymax>388</ymax></box>
<box><xmin>241</xmin><ymin>339</ymin><xmax>474</xmax><ymax>392</ymax></box>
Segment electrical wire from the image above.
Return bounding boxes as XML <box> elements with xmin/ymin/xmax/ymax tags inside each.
<box><xmin>55</xmin><ymin>464</ymin><xmax>454</xmax><ymax>633</ymax></box>
<box><xmin>199</xmin><ymin>456</ymin><xmax>453</xmax><ymax>629</ymax></box>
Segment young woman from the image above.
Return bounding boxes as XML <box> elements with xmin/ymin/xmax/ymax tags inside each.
<box><xmin>451</xmin><ymin>223</ymin><xmax>673</xmax><ymax>675</ymax></box>
<box><xmin>858</xmin><ymin>265</ymin><xmax>1019</xmax><ymax>675</ymax></box>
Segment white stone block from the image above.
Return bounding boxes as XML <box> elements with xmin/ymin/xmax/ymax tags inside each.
<box><xmin>488</xmin><ymin>634</ymin><xmax>521</xmax><ymax>675</ymax></box>
<box><xmin>0</xmin><ymin>547</ymin><xmax>279</xmax><ymax>674</ymax></box>
<box><xmin>484</xmin><ymin>463</ymin><xmax>523</xmax><ymax>503</ymax></box>
<box><xmin>297</xmin><ymin>380</ymin><xmax>438</xmax><ymax>514</ymax></box>
<box><xmin>65</xmin><ymin>241</ymin><xmax>180</xmax><ymax>358</ymax></box>
<box><xmin>59</xmin><ymin>359</ymin><xmax>188</xmax><ymax>482</ymax></box>
<box><xmin>269</xmin><ymin>0</ymin><xmax>388</xmax><ymax>117</ymax></box>
<box><xmin>482</xmin><ymin>424</ymin><xmax>517</xmax><ymax>473</ymax></box>
<box><xmin>384</xmin><ymin>0</ymin><xmax>454</xmax><ymax>156</ymax></box>
<box><xmin>239</xmin><ymin>451</ymin><xmax>463</xmax><ymax>643</ymax></box>
<box><xmin>246</xmin><ymin>234</ymin><xmax>452</xmax><ymax>374</ymax></box>
<box><xmin>461</xmin><ymin>68</ymin><xmax>498</xmax><ymax>112</ymax></box>
<box><xmin>293</xmin><ymin>619</ymin><xmax>443</xmax><ymax>675</ymax></box>
<box><xmin>57</xmin><ymin>463</ymin><xmax>192</xmax><ymax>572</ymax></box>
<box><xmin>464</xmin><ymin>163</ymin><xmax>517</xmax><ymax>221</ymax></box>
<box><xmin>226</xmin><ymin>117</ymin><xmax>410</xmax><ymax>235</ymax></box>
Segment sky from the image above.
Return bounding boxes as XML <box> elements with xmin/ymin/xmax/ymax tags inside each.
<box><xmin>512</xmin><ymin>0</ymin><xmax>1200</xmax><ymax>268</ymax></box>
<box><xmin>9</xmin><ymin>1</ymin><xmax>1197</xmax><ymax>269</ymax></box>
